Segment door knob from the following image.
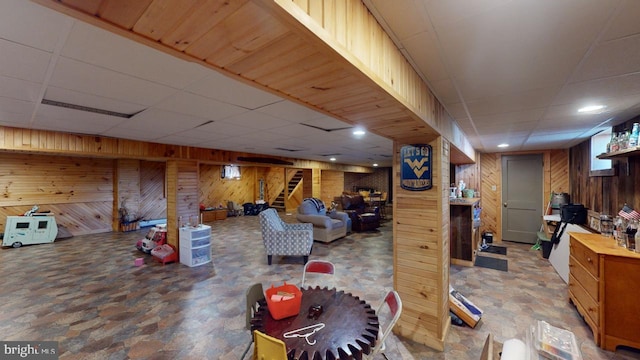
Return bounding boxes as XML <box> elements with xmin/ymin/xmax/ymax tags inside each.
<box><xmin>503</xmin><ymin>202</ymin><xmax>507</xmax><ymax>207</ymax></box>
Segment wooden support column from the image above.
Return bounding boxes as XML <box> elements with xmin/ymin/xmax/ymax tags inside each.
<box><xmin>312</xmin><ymin>168</ymin><xmax>321</xmax><ymax>199</ymax></box>
<box><xmin>393</xmin><ymin>136</ymin><xmax>450</xmax><ymax>350</ymax></box>
<box><xmin>303</xmin><ymin>168</ymin><xmax>322</xmax><ymax>199</ymax></box>
<box><xmin>166</xmin><ymin>159</ymin><xmax>199</xmax><ymax>248</ymax></box>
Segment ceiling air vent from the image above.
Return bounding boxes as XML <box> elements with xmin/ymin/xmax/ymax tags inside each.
<box><xmin>41</xmin><ymin>99</ymin><xmax>142</xmax><ymax>119</ymax></box>
<box><xmin>300</xmin><ymin>123</ymin><xmax>352</xmax><ymax>132</ymax></box>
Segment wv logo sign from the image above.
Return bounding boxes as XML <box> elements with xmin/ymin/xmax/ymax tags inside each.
<box><xmin>401</xmin><ymin>145</ymin><xmax>432</xmax><ymax>191</ymax></box>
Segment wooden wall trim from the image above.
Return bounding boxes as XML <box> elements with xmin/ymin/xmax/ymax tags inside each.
<box><xmin>0</xmin><ymin>126</ymin><xmax>373</xmax><ymax>173</ymax></box>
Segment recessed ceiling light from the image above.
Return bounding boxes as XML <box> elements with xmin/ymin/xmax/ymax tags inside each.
<box><xmin>373</xmin><ymin>163</ymin><xmax>379</xmax><ymax>167</ymax></box>
<box><xmin>353</xmin><ymin>129</ymin><xmax>366</xmax><ymax>136</ymax></box>
<box><xmin>497</xmin><ymin>143</ymin><xmax>509</xmax><ymax>148</ymax></box>
<box><xmin>329</xmin><ymin>157</ymin><xmax>336</xmax><ymax>161</ymax></box>
<box><xmin>578</xmin><ymin>105</ymin><xmax>606</xmax><ymax>113</ymax></box>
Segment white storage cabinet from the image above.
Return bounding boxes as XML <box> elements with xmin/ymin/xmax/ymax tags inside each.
<box><xmin>179</xmin><ymin>225</ymin><xmax>211</xmax><ymax>267</ymax></box>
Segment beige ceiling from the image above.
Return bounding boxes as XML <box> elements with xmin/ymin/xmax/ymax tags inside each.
<box><xmin>2</xmin><ymin>0</ymin><xmax>640</xmax><ymax>167</ymax></box>
<box><xmin>365</xmin><ymin>0</ymin><xmax>640</xmax><ymax>152</ymax></box>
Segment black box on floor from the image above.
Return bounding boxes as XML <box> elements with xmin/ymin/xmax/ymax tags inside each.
<box><xmin>541</xmin><ymin>240</ymin><xmax>552</xmax><ymax>259</ymax></box>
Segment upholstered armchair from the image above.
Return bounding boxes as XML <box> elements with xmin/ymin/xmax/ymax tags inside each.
<box><xmin>296</xmin><ymin>198</ymin><xmax>349</xmax><ymax>243</ymax></box>
<box><xmin>340</xmin><ymin>194</ymin><xmax>381</xmax><ymax>232</ymax></box>
<box><xmin>259</xmin><ymin>208</ymin><xmax>313</xmax><ymax>265</ymax></box>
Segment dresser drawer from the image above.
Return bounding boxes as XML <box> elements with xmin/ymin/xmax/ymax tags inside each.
<box><xmin>569</xmin><ymin>255</ymin><xmax>599</xmax><ymax>301</ymax></box>
<box><xmin>569</xmin><ymin>274</ymin><xmax>599</xmax><ymax>326</ymax></box>
<box><xmin>570</xmin><ymin>237</ymin><xmax>599</xmax><ymax>278</ymax></box>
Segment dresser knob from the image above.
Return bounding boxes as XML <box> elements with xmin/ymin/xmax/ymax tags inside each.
<box><xmin>587</xmin><ymin>257</ymin><xmax>592</xmax><ymax>263</ymax></box>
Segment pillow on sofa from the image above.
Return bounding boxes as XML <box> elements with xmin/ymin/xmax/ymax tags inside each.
<box><xmin>299</xmin><ymin>198</ymin><xmax>326</xmax><ymax>215</ymax></box>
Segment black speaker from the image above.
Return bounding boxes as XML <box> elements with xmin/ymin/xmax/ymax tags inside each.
<box><xmin>560</xmin><ymin>204</ymin><xmax>587</xmax><ymax>224</ymax></box>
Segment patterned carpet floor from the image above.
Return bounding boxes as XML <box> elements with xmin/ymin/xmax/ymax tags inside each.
<box><xmin>1</xmin><ymin>213</ymin><xmax>638</xmax><ymax>359</ymax></box>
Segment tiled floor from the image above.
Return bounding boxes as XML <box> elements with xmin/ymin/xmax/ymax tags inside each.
<box><xmin>1</xmin><ymin>213</ymin><xmax>639</xmax><ymax>360</ymax></box>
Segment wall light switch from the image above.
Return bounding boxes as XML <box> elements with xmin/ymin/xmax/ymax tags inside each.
<box><xmin>491</xmin><ymin>185</ymin><xmax>497</xmax><ymax>191</ymax></box>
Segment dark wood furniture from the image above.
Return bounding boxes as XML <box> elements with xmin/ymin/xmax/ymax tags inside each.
<box><xmin>450</xmin><ymin>198</ymin><xmax>481</xmax><ymax>266</ymax></box>
<box><xmin>200</xmin><ymin>209</ymin><xmax>227</xmax><ymax>222</ymax></box>
<box><xmin>252</xmin><ymin>287</ymin><xmax>379</xmax><ymax>359</ymax></box>
<box><xmin>568</xmin><ymin>232</ymin><xmax>640</xmax><ymax>351</ymax></box>
<box><xmin>340</xmin><ymin>194</ymin><xmax>381</xmax><ymax>232</ymax></box>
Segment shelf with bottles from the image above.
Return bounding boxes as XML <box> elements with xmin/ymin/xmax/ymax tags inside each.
<box><xmin>598</xmin><ymin>122</ymin><xmax>639</xmax><ymax>159</ymax></box>
<box><xmin>597</xmin><ymin>145</ymin><xmax>640</xmax><ymax>159</ymax></box>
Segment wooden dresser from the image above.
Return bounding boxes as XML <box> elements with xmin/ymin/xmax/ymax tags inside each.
<box><xmin>568</xmin><ymin>232</ymin><xmax>640</xmax><ymax>351</ymax></box>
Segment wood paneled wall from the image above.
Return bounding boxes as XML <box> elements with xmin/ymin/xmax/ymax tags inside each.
<box><xmin>166</xmin><ymin>160</ymin><xmax>198</xmax><ymax>247</ymax></box>
<box><xmin>454</xmin><ymin>161</ymin><xmax>481</xmax><ymax>195</ymax></box>
<box><xmin>199</xmin><ymin>164</ymin><xmax>255</xmax><ymax>207</ymax></box>
<box><xmin>479</xmin><ymin>150</ymin><xmax>569</xmax><ymax>242</ymax></box>
<box><xmin>320</xmin><ymin>170</ymin><xmax>344</xmax><ymax>204</ymax></box>
<box><xmin>115</xmin><ymin>159</ymin><xmax>141</xmax><ymax>229</ymax></box>
<box><xmin>393</xmin><ymin>137</ymin><xmax>449</xmax><ymax>350</ymax></box>
<box><xmin>570</xmin><ymin>139</ymin><xmax>639</xmax><ymax>217</ymax></box>
<box><xmin>139</xmin><ymin>161</ymin><xmax>167</xmax><ymax>221</ymax></box>
<box><xmin>0</xmin><ymin>126</ymin><xmax>371</xmax><ymax>173</ymax></box>
<box><xmin>0</xmin><ymin>153</ymin><xmax>113</xmax><ymax>235</ymax></box>
<box><xmin>256</xmin><ymin>167</ymin><xmax>285</xmax><ymax>205</ymax></box>
<box><xmin>344</xmin><ymin>167</ymin><xmax>391</xmax><ymax>195</ymax></box>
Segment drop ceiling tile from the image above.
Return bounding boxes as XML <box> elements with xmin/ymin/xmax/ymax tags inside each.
<box><xmin>186</xmin><ymin>71</ymin><xmax>282</xmax><ymax>110</ymax></box>
<box><xmin>0</xmin><ymin>76</ymin><xmax>41</xmax><ymax>102</ymax></box>
<box><xmin>465</xmin><ymin>87</ymin><xmax>558</xmax><ymax>117</ymax></box>
<box><xmin>33</xmin><ymin>105</ymin><xmax>122</xmax><ymax>133</ymax></box>
<box><xmin>554</xmin><ymin>73</ymin><xmax>640</xmax><ymax>106</ymax></box>
<box><xmin>0</xmin><ymin>97</ymin><xmax>35</xmax><ymax>117</ymax></box>
<box><xmin>155</xmin><ymin>134</ymin><xmax>209</xmax><ymax>147</ymax></box>
<box><xmin>234</xmin><ymin>131</ymin><xmax>290</xmax><ymax>143</ymax></box>
<box><xmin>101</xmin><ymin>127</ymin><xmax>165</xmax><ymax>141</ymax></box>
<box><xmin>256</xmin><ymin>100</ymin><xmax>326</xmax><ymax>122</ymax></box>
<box><xmin>571</xmin><ymin>34</ymin><xmax>640</xmax><ymax>82</ymax></box>
<box><xmin>424</xmin><ymin>0</ymin><xmax>513</xmax><ymax>32</ymax></box>
<box><xmin>301</xmin><ymin>119</ymin><xmax>354</xmax><ymax>134</ymax></box>
<box><xmin>367</xmin><ymin>0</ymin><xmax>430</xmax><ymax>41</ymax></box>
<box><xmin>265</xmin><ymin>123</ymin><xmax>322</xmax><ymax>137</ymax></box>
<box><xmin>435</xmin><ymin>1</ymin><xmax>611</xmax><ymax>100</ymax></box>
<box><xmin>0</xmin><ymin>40</ymin><xmax>51</xmax><ymax>83</ymax></box>
<box><xmin>0</xmin><ymin>97</ymin><xmax>34</xmax><ymax>127</ymax></box>
<box><xmin>50</xmin><ymin>57</ymin><xmax>177</xmax><ymax>106</ymax></box>
<box><xmin>429</xmin><ymin>78</ymin><xmax>459</xmax><ymax>105</ymax></box>
<box><xmin>220</xmin><ymin>111</ymin><xmax>291</xmax><ymax>130</ymax></box>
<box><xmin>475</xmin><ymin>121</ymin><xmax>538</xmax><ymax>135</ymax></box>
<box><xmin>444</xmin><ymin>102</ymin><xmax>468</xmax><ymax>120</ymax></box>
<box><xmin>0</xmin><ymin>0</ymin><xmax>73</xmax><ymax>52</ymax></box>
<box><xmin>402</xmin><ymin>31</ymin><xmax>450</xmax><ymax>83</ymax></box>
<box><xmin>155</xmin><ymin>91</ymin><xmax>247</xmax><ymax>121</ymax></box>
<box><xmin>472</xmin><ymin>109</ymin><xmax>545</xmax><ymax>129</ymax></box>
<box><xmin>480</xmin><ymin>134</ymin><xmax>526</xmax><ymax>149</ymax></box>
<box><xmin>62</xmin><ymin>22</ymin><xmax>209</xmax><ymax>89</ymax></box>
<box><xmin>194</xmin><ymin>120</ymin><xmax>252</xmax><ymax>137</ymax></box>
<box><xmin>601</xmin><ymin>1</ymin><xmax>640</xmax><ymax>42</ymax></box>
<box><xmin>118</xmin><ymin>108</ymin><xmax>211</xmax><ymax>133</ymax></box>
<box><xmin>525</xmin><ymin>132</ymin><xmax>588</xmax><ymax>145</ymax></box>
<box><xmin>173</xmin><ymin>128</ymin><xmax>229</xmax><ymax>142</ymax></box>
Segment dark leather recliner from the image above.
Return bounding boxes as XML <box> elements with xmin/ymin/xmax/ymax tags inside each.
<box><xmin>340</xmin><ymin>194</ymin><xmax>381</xmax><ymax>232</ymax></box>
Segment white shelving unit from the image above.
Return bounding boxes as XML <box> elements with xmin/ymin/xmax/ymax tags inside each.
<box><xmin>179</xmin><ymin>224</ymin><xmax>211</xmax><ymax>267</ymax></box>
